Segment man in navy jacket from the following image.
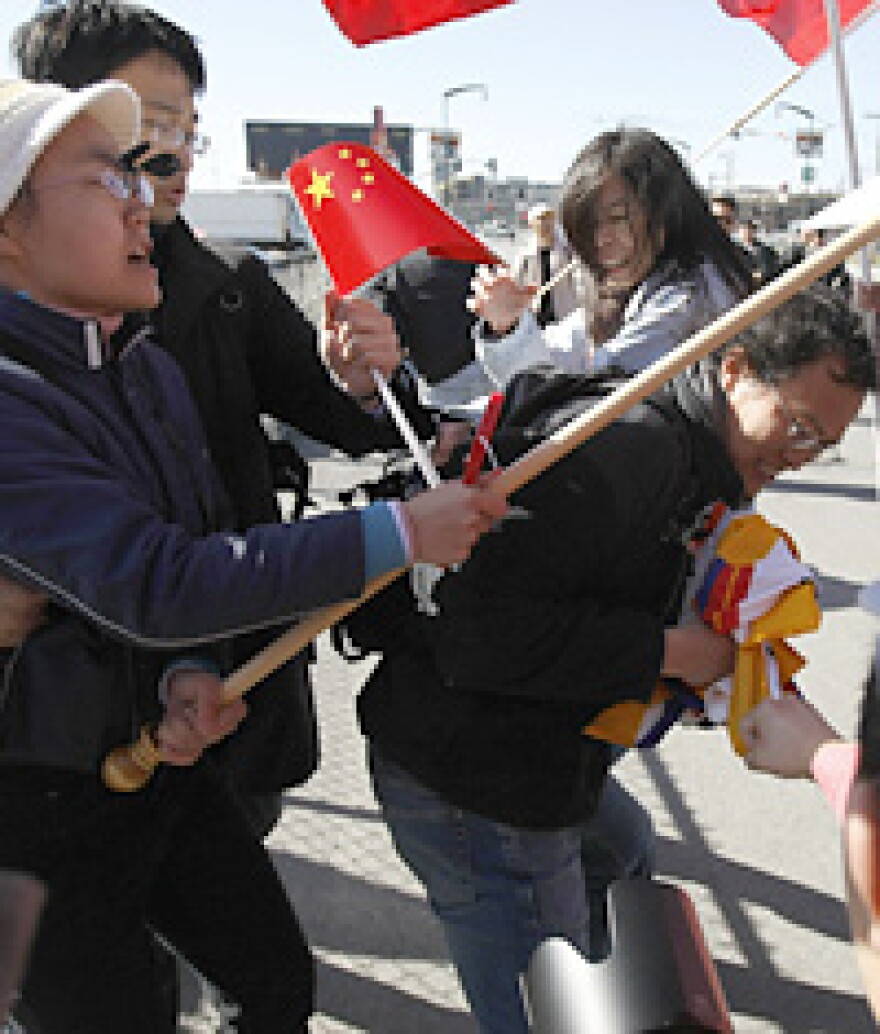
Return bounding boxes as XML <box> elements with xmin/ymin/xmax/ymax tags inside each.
<box><xmin>0</xmin><ymin>77</ymin><xmax>504</xmax><ymax>1032</ymax></box>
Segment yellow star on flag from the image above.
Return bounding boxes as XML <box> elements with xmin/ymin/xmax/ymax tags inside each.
<box><xmin>305</xmin><ymin>168</ymin><xmax>334</xmax><ymax>209</ymax></box>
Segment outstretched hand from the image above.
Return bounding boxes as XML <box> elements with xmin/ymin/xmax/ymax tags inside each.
<box><xmin>467</xmin><ymin>264</ymin><xmax>535</xmax><ymax>336</ymax></box>
<box><xmin>739</xmin><ymin>694</ymin><xmax>842</xmax><ymax>779</ymax></box>
<box><xmin>401</xmin><ymin>476</ymin><xmax>508</xmax><ymax>567</ymax></box>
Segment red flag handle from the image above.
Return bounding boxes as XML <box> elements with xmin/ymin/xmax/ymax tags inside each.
<box><xmin>463</xmin><ymin>391</ymin><xmax>504</xmax><ymax>484</ymax></box>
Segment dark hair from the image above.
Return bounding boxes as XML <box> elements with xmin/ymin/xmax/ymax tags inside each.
<box><xmin>12</xmin><ymin>0</ymin><xmax>205</xmax><ymax>93</ymax></box>
<box><xmin>725</xmin><ymin>284</ymin><xmax>876</xmax><ymax>391</ymax></box>
<box><xmin>560</xmin><ymin>128</ymin><xmax>752</xmax><ymax>300</ymax></box>
<box><xmin>858</xmin><ymin>662</ymin><xmax>880</xmax><ymax>779</ymax></box>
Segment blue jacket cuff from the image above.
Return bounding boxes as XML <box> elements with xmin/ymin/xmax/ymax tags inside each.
<box><xmin>362</xmin><ymin>502</ymin><xmax>408</xmax><ymax>581</ymax></box>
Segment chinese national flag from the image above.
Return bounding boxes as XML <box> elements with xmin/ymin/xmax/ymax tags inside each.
<box><xmin>288</xmin><ymin>142</ymin><xmax>499</xmax><ymax>296</ymax></box>
<box><xmin>323</xmin><ymin>0</ymin><xmax>512</xmax><ymax>46</ymax></box>
<box><xmin>717</xmin><ymin>0</ymin><xmax>874</xmax><ymax>65</ymax></box>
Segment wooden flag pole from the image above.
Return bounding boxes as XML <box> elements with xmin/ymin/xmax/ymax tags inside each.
<box><xmin>102</xmin><ymin>210</ymin><xmax>880</xmax><ymax>792</ymax></box>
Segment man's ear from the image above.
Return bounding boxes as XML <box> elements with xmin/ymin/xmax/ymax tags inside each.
<box><xmin>0</xmin><ymin>212</ymin><xmax>24</xmax><ymax>263</ymax></box>
<box><xmin>719</xmin><ymin>346</ymin><xmax>748</xmax><ymax>392</ymax></box>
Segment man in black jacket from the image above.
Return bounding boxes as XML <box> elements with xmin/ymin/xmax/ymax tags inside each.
<box><xmin>12</xmin><ymin>0</ymin><xmax>434</xmax><ymax>835</ymax></box>
<box><xmin>358</xmin><ymin>288</ymin><xmax>875</xmax><ymax>1033</ymax></box>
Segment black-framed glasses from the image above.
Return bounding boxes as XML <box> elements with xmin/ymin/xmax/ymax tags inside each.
<box><xmin>777</xmin><ymin>398</ymin><xmax>833</xmax><ymax>453</ymax></box>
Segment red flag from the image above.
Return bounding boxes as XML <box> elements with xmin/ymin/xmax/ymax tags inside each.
<box><xmin>323</xmin><ymin>0</ymin><xmax>512</xmax><ymax>46</ymax></box>
<box><xmin>288</xmin><ymin>142</ymin><xmax>499</xmax><ymax>296</ymax></box>
<box><xmin>717</xmin><ymin>0</ymin><xmax>874</xmax><ymax>65</ymax></box>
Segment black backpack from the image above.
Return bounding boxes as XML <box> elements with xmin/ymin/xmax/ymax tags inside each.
<box><xmin>333</xmin><ymin>364</ymin><xmax>696</xmax><ymax>660</ymax></box>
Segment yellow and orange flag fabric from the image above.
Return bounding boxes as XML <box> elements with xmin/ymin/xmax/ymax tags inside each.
<box><xmin>585</xmin><ymin>508</ymin><xmax>820</xmax><ymax>756</ymax></box>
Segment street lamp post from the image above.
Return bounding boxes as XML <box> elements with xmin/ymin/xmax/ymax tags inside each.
<box><xmin>776</xmin><ymin>101</ymin><xmax>821</xmax><ymax>220</ymax></box>
<box><xmin>441</xmin><ymin>83</ymin><xmax>488</xmax><ymax>209</ymax></box>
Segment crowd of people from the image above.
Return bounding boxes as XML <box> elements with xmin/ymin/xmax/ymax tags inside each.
<box><xmin>0</xmin><ymin>2</ymin><xmax>877</xmax><ymax>1033</ymax></box>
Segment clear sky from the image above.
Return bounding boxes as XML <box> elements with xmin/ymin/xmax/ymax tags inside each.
<box><xmin>2</xmin><ymin>0</ymin><xmax>879</xmax><ymax>195</ymax></box>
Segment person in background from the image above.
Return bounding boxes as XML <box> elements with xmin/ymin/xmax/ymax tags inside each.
<box><xmin>806</xmin><ymin>226</ymin><xmax>853</xmax><ymax>300</ymax></box>
<box><xmin>12</xmin><ymin>0</ymin><xmax>437</xmax><ymax>838</ymax></box>
<box><xmin>512</xmin><ymin>202</ymin><xmax>587</xmax><ymax>327</ymax></box>
<box><xmin>367</xmin><ymin>252</ymin><xmax>485</xmax><ymax>405</ymax></box>
<box><xmin>469</xmin><ymin>129</ymin><xmax>752</xmax><ymax>386</ymax></box>
<box><xmin>738</xmin><ymin>217</ymin><xmax>780</xmax><ymax>286</ymax></box>
<box><xmin>710</xmin><ymin>192</ymin><xmax>739</xmax><ymax>237</ymax></box>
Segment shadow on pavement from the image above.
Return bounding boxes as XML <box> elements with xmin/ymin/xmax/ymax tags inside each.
<box><xmin>281</xmin><ymin>793</ymin><xmax>385</xmax><ymax>825</ymax></box>
<box><xmin>270</xmin><ymin>848</ymin><xmax>473</xmax><ymax>1032</ymax></box>
<box><xmin>271</xmin><ymin>847</ymin><xmax>450</xmax><ymax>961</ymax></box>
<box><xmin>764</xmin><ymin>479</ymin><xmax>876</xmax><ymax>502</ymax></box>
<box><xmin>315</xmin><ymin>958</ymin><xmax>475</xmax><ymax>1033</ymax></box>
<box><xmin>657</xmin><ymin>834</ymin><xmax>849</xmax><ymax>942</ymax></box>
<box><xmin>716</xmin><ymin>959</ymin><xmax>873</xmax><ymax>1032</ymax></box>
<box><xmin>814</xmin><ymin>570</ymin><xmax>865</xmax><ymax>611</ymax></box>
<box><xmin>643</xmin><ymin>751</ymin><xmax>874</xmax><ymax>1032</ymax></box>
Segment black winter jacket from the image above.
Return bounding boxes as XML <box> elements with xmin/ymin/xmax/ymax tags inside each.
<box><xmin>358</xmin><ymin>366</ymin><xmax>744</xmax><ymax>829</ymax></box>
<box><xmin>149</xmin><ymin>219</ymin><xmax>429</xmax><ymax>791</ymax></box>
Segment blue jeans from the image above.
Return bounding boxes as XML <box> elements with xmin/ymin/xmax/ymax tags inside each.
<box><xmin>369</xmin><ymin>746</ymin><xmax>654</xmax><ymax>1034</ymax></box>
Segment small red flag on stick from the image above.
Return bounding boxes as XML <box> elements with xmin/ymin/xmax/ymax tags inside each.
<box><xmin>288</xmin><ymin>141</ymin><xmax>498</xmax><ymax>297</ymax></box>
<box><xmin>717</xmin><ymin>0</ymin><xmax>874</xmax><ymax>65</ymax></box>
<box><xmin>323</xmin><ymin>0</ymin><xmax>512</xmax><ymax>46</ymax></box>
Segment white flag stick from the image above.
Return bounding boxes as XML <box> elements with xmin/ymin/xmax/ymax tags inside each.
<box><xmin>371</xmin><ymin>366</ymin><xmax>441</xmax><ymax>487</ymax></box>
<box><xmin>345</xmin><ymin>275</ymin><xmax>442</xmax><ymax>488</ymax></box>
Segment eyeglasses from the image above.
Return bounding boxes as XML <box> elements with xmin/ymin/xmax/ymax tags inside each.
<box><xmin>29</xmin><ymin>166</ymin><xmax>154</xmax><ymax>207</ymax></box>
<box><xmin>777</xmin><ymin>399</ymin><xmax>833</xmax><ymax>453</ymax></box>
<box><xmin>141</xmin><ymin>117</ymin><xmax>210</xmax><ymax>156</ymax></box>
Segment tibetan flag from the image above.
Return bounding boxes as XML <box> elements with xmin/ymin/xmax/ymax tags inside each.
<box><xmin>585</xmin><ymin>510</ymin><xmax>820</xmax><ymax>754</ymax></box>
<box><xmin>323</xmin><ymin>0</ymin><xmax>513</xmax><ymax>46</ymax></box>
<box><xmin>288</xmin><ymin>142</ymin><xmax>498</xmax><ymax>296</ymax></box>
<box><xmin>717</xmin><ymin>0</ymin><xmax>875</xmax><ymax>65</ymax></box>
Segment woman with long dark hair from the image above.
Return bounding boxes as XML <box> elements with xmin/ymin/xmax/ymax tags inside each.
<box><xmin>472</xmin><ymin>127</ymin><xmax>753</xmax><ymax>382</ymax></box>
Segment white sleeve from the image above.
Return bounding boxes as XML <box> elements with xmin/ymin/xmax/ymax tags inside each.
<box><xmin>474</xmin><ymin>309</ymin><xmax>592</xmax><ymax>388</ymax></box>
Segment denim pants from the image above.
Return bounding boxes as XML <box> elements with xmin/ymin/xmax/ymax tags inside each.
<box><xmin>0</xmin><ymin>763</ymin><xmax>313</xmax><ymax>1034</ymax></box>
<box><xmin>369</xmin><ymin>745</ymin><xmax>654</xmax><ymax>1034</ymax></box>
